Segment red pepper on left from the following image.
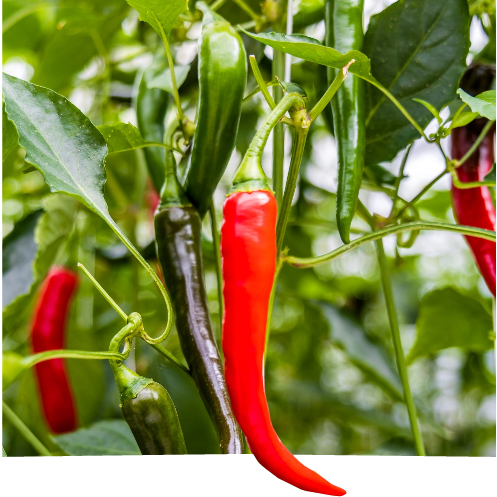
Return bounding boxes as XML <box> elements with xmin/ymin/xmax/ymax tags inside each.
<box><xmin>30</xmin><ymin>267</ymin><xmax>78</xmax><ymax>434</ymax></box>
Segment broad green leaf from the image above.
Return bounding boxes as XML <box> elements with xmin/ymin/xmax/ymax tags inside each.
<box><xmin>98</xmin><ymin>123</ymin><xmax>148</xmax><ymax>153</ymax></box>
<box><xmin>125</xmin><ymin>0</ymin><xmax>188</xmax><ymax>40</ymax></box>
<box><xmin>363</xmin><ymin>0</ymin><xmax>470</xmax><ymax>164</ymax></box>
<box><xmin>407</xmin><ymin>288</ymin><xmax>494</xmax><ymax>364</ymax></box>
<box><xmin>2</xmin><ymin>101</ymin><xmax>18</xmax><ymax>162</ymax></box>
<box><xmin>484</xmin><ymin>163</ymin><xmax>496</xmax><ymax>183</ymax></box>
<box><xmin>412</xmin><ymin>98</ymin><xmax>442</xmax><ymax>124</ymax></box>
<box><xmin>450</xmin><ymin>111</ymin><xmax>479</xmax><ymax>129</ymax></box>
<box><xmin>53</xmin><ymin>420</ymin><xmax>141</xmax><ymax>455</ymax></box>
<box><xmin>240</xmin><ymin>30</ymin><xmax>375</xmax><ymax>83</ymax></box>
<box><xmin>147</xmin><ymin>65</ymin><xmax>190</xmax><ymax>94</ymax></box>
<box><xmin>457</xmin><ymin>89</ymin><xmax>496</xmax><ymax>121</ymax></box>
<box><xmin>318</xmin><ymin>303</ymin><xmax>403</xmax><ymax>399</ymax></box>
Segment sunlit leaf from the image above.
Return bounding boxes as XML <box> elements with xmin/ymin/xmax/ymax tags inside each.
<box><xmin>457</xmin><ymin>89</ymin><xmax>496</xmax><ymax>121</ymax></box>
<box><xmin>2</xmin><ymin>101</ymin><xmax>18</xmax><ymax>162</ymax></box>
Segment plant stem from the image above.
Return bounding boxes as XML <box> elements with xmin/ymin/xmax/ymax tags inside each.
<box><xmin>23</xmin><ymin>350</ymin><xmax>127</xmax><ymax>369</ymax></box>
<box><xmin>285</xmin><ymin>221</ymin><xmax>496</xmax><ymax>268</ymax></box>
<box><xmin>264</xmin><ymin>257</ymin><xmax>283</xmax><ymax>359</ymax></box>
<box><xmin>389</xmin><ymin>143</ymin><xmax>413</xmax><ymax>218</ymax></box>
<box><xmin>2</xmin><ymin>3</ymin><xmax>52</xmax><ymax>33</ymax></box>
<box><xmin>209</xmin><ymin>201</ymin><xmax>224</xmax><ymax>349</ymax></box>
<box><xmin>375</xmin><ymin>239</ymin><xmax>426</xmax><ymax>456</ymax></box>
<box><xmin>232</xmin><ymin>0</ymin><xmax>261</xmax><ymax>21</ymax></box>
<box><xmin>210</xmin><ymin>0</ymin><xmax>229</xmax><ymax>11</ymax></box>
<box><xmin>272</xmin><ymin>48</ymin><xmax>286</xmax><ymax>207</ymax></box>
<box><xmin>454</xmin><ymin>120</ymin><xmax>495</xmax><ymax>167</ymax></box>
<box><xmin>2</xmin><ymin>402</ymin><xmax>53</xmax><ymax>457</ymax></box>
<box><xmin>149</xmin><ymin>343</ymin><xmax>191</xmax><ymax>374</ymax></box>
<box><xmin>276</xmin><ymin>129</ymin><xmax>308</xmax><ymax>255</ymax></box>
<box><xmin>243</xmin><ymin>80</ymin><xmax>279</xmax><ymax>105</ymax></box>
<box><xmin>249</xmin><ymin>55</ymin><xmax>277</xmax><ymax>109</ymax></box>
<box><xmin>77</xmin><ymin>263</ymin><xmax>128</xmax><ymax>321</ymax></box>
<box><xmin>308</xmin><ymin>61</ymin><xmax>351</xmax><ymax>122</ymax></box>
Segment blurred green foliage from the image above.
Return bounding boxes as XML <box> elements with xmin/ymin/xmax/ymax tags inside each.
<box><xmin>2</xmin><ymin>0</ymin><xmax>495</xmax><ymax>457</ymax></box>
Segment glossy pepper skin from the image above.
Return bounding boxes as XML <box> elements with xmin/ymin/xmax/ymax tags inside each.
<box><xmin>221</xmin><ymin>191</ymin><xmax>345</xmax><ymax>495</ymax></box>
<box><xmin>184</xmin><ymin>2</ymin><xmax>247</xmax><ymax>218</ymax></box>
<box><xmin>136</xmin><ymin>70</ymin><xmax>169</xmax><ymax>193</ymax></box>
<box><xmin>325</xmin><ymin>0</ymin><xmax>365</xmax><ymax>244</ymax></box>
<box><xmin>155</xmin><ymin>206</ymin><xmax>243</xmax><ymax>454</ymax></box>
<box><xmin>112</xmin><ymin>359</ymin><xmax>187</xmax><ymax>455</ymax></box>
<box><xmin>30</xmin><ymin>267</ymin><xmax>78</xmax><ymax>434</ymax></box>
<box><xmin>451</xmin><ymin>122</ymin><xmax>496</xmax><ymax>295</ymax></box>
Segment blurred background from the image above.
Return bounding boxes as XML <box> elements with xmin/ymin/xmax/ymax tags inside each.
<box><xmin>3</xmin><ymin>0</ymin><xmax>496</xmax><ymax>457</ymax></box>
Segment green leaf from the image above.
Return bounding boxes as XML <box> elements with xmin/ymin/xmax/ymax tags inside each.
<box><xmin>147</xmin><ymin>65</ymin><xmax>190</xmax><ymax>94</ymax></box>
<box><xmin>98</xmin><ymin>123</ymin><xmax>147</xmax><ymax>153</ymax></box>
<box><xmin>363</xmin><ymin>0</ymin><xmax>470</xmax><ymax>164</ymax></box>
<box><xmin>412</xmin><ymin>98</ymin><xmax>442</xmax><ymax>124</ymax></box>
<box><xmin>318</xmin><ymin>303</ymin><xmax>403</xmax><ymax>399</ymax></box>
<box><xmin>484</xmin><ymin>163</ymin><xmax>496</xmax><ymax>183</ymax></box>
<box><xmin>240</xmin><ymin>30</ymin><xmax>375</xmax><ymax>83</ymax></box>
<box><xmin>457</xmin><ymin>89</ymin><xmax>496</xmax><ymax>121</ymax></box>
<box><xmin>52</xmin><ymin>420</ymin><xmax>141</xmax><ymax>455</ymax></box>
<box><xmin>407</xmin><ymin>288</ymin><xmax>494</xmax><ymax>364</ymax></box>
<box><xmin>450</xmin><ymin>111</ymin><xmax>479</xmax><ymax>129</ymax></box>
<box><xmin>125</xmin><ymin>0</ymin><xmax>188</xmax><ymax>40</ymax></box>
<box><xmin>2</xmin><ymin>101</ymin><xmax>18</xmax><ymax>162</ymax></box>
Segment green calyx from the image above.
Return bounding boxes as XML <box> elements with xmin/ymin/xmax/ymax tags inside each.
<box><xmin>158</xmin><ymin>119</ymin><xmax>192</xmax><ymax>210</ymax></box>
<box><xmin>229</xmin><ymin>92</ymin><xmax>307</xmax><ymax>195</ymax></box>
<box><xmin>111</xmin><ymin>361</ymin><xmax>154</xmax><ymax>406</ymax></box>
<box><xmin>196</xmin><ymin>1</ymin><xmax>227</xmax><ymax>26</ymax></box>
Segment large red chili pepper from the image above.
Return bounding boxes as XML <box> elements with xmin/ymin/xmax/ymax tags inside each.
<box><xmin>450</xmin><ymin>65</ymin><xmax>496</xmax><ymax>297</ymax></box>
<box><xmin>221</xmin><ymin>94</ymin><xmax>346</xmax><ymax>496</ymax></box>
<box><xmin>30</xmin><ymin>267</ymin><xmax>78</xmax><ymax>433</ymax></box>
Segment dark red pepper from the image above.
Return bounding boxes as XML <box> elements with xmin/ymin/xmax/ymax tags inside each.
<box><xmin>451</xmin><ymin>65</ymin><xmax>496</xmax><ymax>297</ymax></box>
<box><xmin>30</xmin><ymin>267</ymin><xmax>78</xmax><ymax>433</ymax></box>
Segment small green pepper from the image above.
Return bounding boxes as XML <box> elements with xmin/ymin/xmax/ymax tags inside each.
<box><xmin>325</xmin><ymin>0</ymin><xmax>366</xmax><ymax>243</ymax></box>
<box><xmin>184</xmin><ymin>2</ymin><xmax>247</xmax><ymax>218</ymax></box>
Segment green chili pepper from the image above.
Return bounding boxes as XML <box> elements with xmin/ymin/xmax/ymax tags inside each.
<box><xmin>135</xmin><ymin>68</ymin><xmax>170</xmax><ymax>193</ymax></box>
<box><xmin>113</xmin><ymin>361</ymin><xmax>187</xmax><ymax>455</ymax></box>
<box><xmin>325</xmin><ymin>0</ymin><xmax>365</xmax><ymax>244</ymax></box>
<box><xmin>184</xmin><ymin>2</ymin><xmax>247</xmax><ymax>218</ymax></box>
<box><xmin>154</xmin><ymin>121</ymin><xmax>243</xmax><ymax>454</ymax></box>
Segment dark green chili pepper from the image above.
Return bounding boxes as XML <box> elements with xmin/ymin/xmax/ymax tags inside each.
<box><xmin>325</xmin><ymin>0</ymin><xmax>366</xmax><ymax>244</ymax></box>
<box><xmin>154</xmin><ymin>121</ymin><xmax>243</xmax><ymax>454</ymax></box>
<box><xmin>111</xmin><ymin>351</ymin><xmax>186</xmax><ymax>455</ymax></box>
<box><xmin>184</xmin><ymin>2</ymin><xmax>247</xmax><ymax>218</ymax></box>
<box><xmin>135</xmin><ymin>68</ymin><xmax>170</xmax><ymax>193</ymax></box>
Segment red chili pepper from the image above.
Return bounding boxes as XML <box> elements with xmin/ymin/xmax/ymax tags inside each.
<box><xmin>30</xmin><ymin>267</ymin><xmax>78</xmax><ymax>434</ymax></box>
<box><xmin>451</xmin><ymin>122</ymin><xmax>496</xmax><ymax>296</ymax></box>
<box><xmin>221</xmin><ymin>93</ymin><xmax>345</xmax><ymax>496</ymax></box>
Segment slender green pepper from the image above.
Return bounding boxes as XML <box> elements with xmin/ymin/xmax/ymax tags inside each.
<box><xmin>110</xmin><ymin>322</ymin><xmax>186</xmax><ymax>455</ymax></box>
<box><xmin>154</xmin><ymin>122</ymin><xmax>243</xmax><ymax>454</ymax></box>
<box><xmin>184</xmin><ymin>2</ymin><xmax>247</xmax><ymax>218</ymax></box>
<box><xmin>325</xmin><ymin>0</ymin><xmax>365</xmax><ymax>243</ymax></box>
<box><xmin>135</xmin><ymin>69</ymin><xmax>170</xmax><ymax>193</ymax></box>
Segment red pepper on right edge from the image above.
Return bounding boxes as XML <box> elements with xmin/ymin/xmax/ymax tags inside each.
<box><xmin>451</xmin><ymin>64</ymin><xmax>496</xmax><ymax>296</ymax></box>
<box><xmin>221</xmin><ymin>94</ymin><xmax>346</xmax><ymax>496</ymax></box>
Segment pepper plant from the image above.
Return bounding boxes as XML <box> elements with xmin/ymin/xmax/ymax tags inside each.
<box><xmin>2</xmin><ymin>0</ymin><xmax>496</xmax><ymax>491</ymax></box>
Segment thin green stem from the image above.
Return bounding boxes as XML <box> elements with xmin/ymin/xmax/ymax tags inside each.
<box><xmin>264</xmin><ymin>257</ymin><xmax>283</xmax><ymax>361</ymax></box>
<box><xmin>389</xmin><ymin>144</ymin><xmax>413</xmax><ymax>218</ymax></box>
<box><xmin>234</xmin><ymin>20</ymin><xmax>257</xmax><ymax>32</ymax></box>
<box><xmin>77</xmin><ymin>263</ymin><xmax>128</xmax><ymax>321</ymax></box>
<box><xmin>209</xmin><ymin>202</ymin><xmax>224</xmax><ymax>348</ymax></box>
<box><xmin>375</xmin><ymin>239</ymin><xmax>425</xmax><ymax>456</ymax></box>
<box><xmin>149</xmin><ymin>343</ymin><xmax>191</xmax><ymax>374</ymax></box>
<box><xmin>22</xmin><ymin>350</ymin><xmax>127</xmax><ymax>369</ymax></box>
<box><xmin>118</xmin><ymin>142</ymin><xmax>185</xmax><ymax>155</ymax></box>
<box><xmin>285</xmin><ymin>221</ymin><xmax>496</xmax><ymax>268</ymax></box>
<box><xmin>232</xmin><ymin>0</ymin><xmax>261</xmax><ymax>21</ymax></box>
<box><xmin>454</xmin><ymin>120</ymin><xmax>495</xmax><ymax>168</ymax></box>
<box><xmin>272</xmin><ymin>49</ymin><xmax>286</xmax><ymax>207</ymax></box>
<box><xmin>2</xmin><ymin>3</ymin><xmax>52</xmax><ymax>33</ymax></box>
<box><xmin>308</xmin><ymin>61</ymin><xmax>351</xmax><ymax>122</ymax></box>
<box><xmin>276</xmin><ymin>129</ymin><xmax>308</xmax><ymax>255</ymax></box>
<box><xmin>2</xmin><ymin>402</ymin><xmax>53</xmax><ymax>457</ymax></box>
<box><xmin>446</xmin><ymin>103</ymin><xmax>467</xmax><ymax>129</ymax></box>
<box><xmin>210</xmin><ymin>0</ymin><xmax>229</xmax><ymax>11</ymax></box>
<box><xmin>250</xmin><ymin>55</ymin><xmax>277</xmax><ymax>109</ymax></box>
<box><xmin>243</xmin><ymin>80</ymin><xmax>279</xmax><ymax>105</ymax></box>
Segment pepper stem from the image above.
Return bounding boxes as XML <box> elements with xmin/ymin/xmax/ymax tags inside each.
<box><xmin>158</xmin><ymin>119</ymin><xmax>191</xmax><ymax>209</ymax></box>
<box><xmin>231</xmin><ymin>92</ymin><xmax>307</xmax><ymax>194</ymax></box>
